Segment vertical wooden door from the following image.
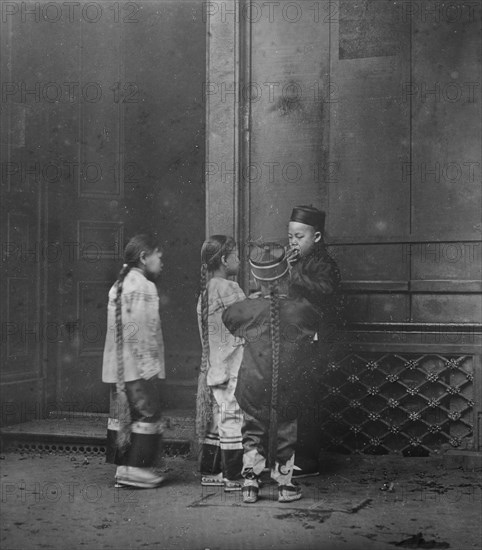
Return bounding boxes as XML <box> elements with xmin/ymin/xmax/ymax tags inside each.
<box><xmin>52</xmin><ymin>14</ymin><xmax>126</xmax><ymax>413</ymax></box>
<box><xmin>1</xmin><ymin>1</ymin><xmax>206</xmax><ymax>420</ymax></box>
<box><xmin>54</xmin><ymin>2</ymin><xmax>207</xmax><ymax>412</ymax></box>
<box><xmin>1</xmin><ymin>13</ymin><xmax>50</xmax><ymax>424</ymax></box>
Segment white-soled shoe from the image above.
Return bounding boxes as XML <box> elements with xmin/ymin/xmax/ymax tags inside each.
<box><xmin>223</xmin><ymin>479</ymin><xmax>242</xmax><ymax>492</ymax></box>
<box><xmin>115</xmin><ymin>466</ymin><xmax>165</xmax><ymax>489</ymax></box>
<box><xmin>201</xmin><ymin>472</ymin><xmax>224</xmax><ymax>487</ymax></box>
<box><xmin>242</xmin><ymin>478</ymin><xmax>259</xmax><ymax>503</ymax></box>
<box><xmin>278</xmin><ymin>481</ymin><xmax>302</xmax><ymax>503</ymax></box>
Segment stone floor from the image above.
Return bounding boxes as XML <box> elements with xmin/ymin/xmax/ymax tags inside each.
<box><xmin>0</xmin><ymin>450</ymin><xmax>480</xmax><ymax>550</ymax></box>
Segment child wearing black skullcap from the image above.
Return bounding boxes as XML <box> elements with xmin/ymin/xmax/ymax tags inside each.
<box><xmin>287</xmin><ymin>205</ymin><xmax>341</xmax><ymax>478</ymax></box>
<box><xmin>287</xmin><ymin>205</ymin><xmax>340</xmax><ymax>302</ymax></box>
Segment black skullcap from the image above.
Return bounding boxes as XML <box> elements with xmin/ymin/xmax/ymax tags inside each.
<box><xmin>249</xmin><ymin>243</ymin><xmax>289</xmax><ymax>282</ymax></box>
<box><xmin>290</xmin><ymin>205</ymin><xmax>325</xmax><ymax>232</ymax></box>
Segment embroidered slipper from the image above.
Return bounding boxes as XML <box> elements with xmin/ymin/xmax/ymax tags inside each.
<box><xmin>201</xmin><ymin>473</ymin><xmax>224</xmax><ymax>486</ymax></box>
<box><xmin>278</xmin><ymin>482</ymin><xmax>302</xmax><ymax>503</ymax></box>
<box><xmin>223</xmin><ymin>479</ymin><xmax>242</xmax><ymax>492</ymax></box>
<box><xmin>242</xmin><ymin>478</ymin><xmax>259</xmax><ymax>503</ymax></box>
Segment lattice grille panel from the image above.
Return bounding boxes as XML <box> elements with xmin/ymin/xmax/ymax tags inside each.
<box><xmin>317</xmin><ymin>354</ymin><xmax>474</xmax><ymax>455</ymax></box>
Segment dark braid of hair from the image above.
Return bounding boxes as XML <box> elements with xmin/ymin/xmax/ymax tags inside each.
<box><xmin>196</xmin><ymin>261</ymin><xmax>213</xmax><ymax>442</ymax></box>
<box><xmin>268</xmin><ymin>280</ymin><xmax>281</xmax><ymax>468</ymax></box>
<box><xmin>199</xmin><ymin>262</ymin><xmax>209</xmax><ymax>375</ymax></box>
<box><xmin>199</xmin><ymin>234</ymin><xmax>236</xmax><ymax>371</ymax></box>
<box><xmin>115</xmin><ymin>263</ymin><xmax>133</xmax><ymax>451</ymax></box>
<box><xmin>115</xmin><ymin>264</ymin><xmax>131</xmax><ymax>385</ymax></box>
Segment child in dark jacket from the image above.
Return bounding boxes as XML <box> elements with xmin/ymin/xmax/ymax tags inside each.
<box><xmin>222</xmin><ymin>243</ymin><xmax>320</xmax><ymax>503</ymax></box>
<box><xmin>287</xmin><ymin>205</ymin><xmax>341</xmax><ymax>477</ymax></box>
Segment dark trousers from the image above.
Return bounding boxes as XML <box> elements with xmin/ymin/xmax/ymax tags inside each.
<box><xmin>199</xmin><ymin>443</ymin><xmax>244</xmax><ymax>480</ymax></box>
<box><xmin>106</xmin><ymin>378</ymin><xmax>163</xmax><ymax>468</ymax></box>
<box><xmin>296</xmin><ymin>402</ymin><xmax>322</xmax><ymax>463</ymax></box>
<box><xmin>242</xmin><ymin>412</ymin><xmax>297</xmax><ymax>470</ymax></box>
<box><xmin>296</xmin><ymin>345</ymin><xmax>327</xmax><ymax>466</ymax></box>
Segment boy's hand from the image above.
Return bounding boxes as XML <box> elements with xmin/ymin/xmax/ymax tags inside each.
<box><xmin>286</xmin><ymin>246</ymin><xmax>301</xmax><ymax>264</ymax></box>
<box><xmin>248</xmin><ymin>291</ymin><xmax>262</xmax><ymax>299</ymax></box>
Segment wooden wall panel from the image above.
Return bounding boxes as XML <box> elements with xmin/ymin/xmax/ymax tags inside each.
<box><xmin>411</xmin><ymin>1</ymin><xmax>482</xmax><ymax>240</ymax></box>
<box><xmin>249</xmin><ymin>1</ymin><xmax>331</xmax><ymax>242</ymax></box>
<box><xmin>343</xmin><ymin>293</ymin><xmax>409</xmax><ymax>323</ymax></box>
<box><xmin>78</xmin><ymin>221</ymin><xmax>124</xmax><ymax>260</ymax></box>
<box><xmin>410</xmin><ymin>242</ymin><xmax>482</xmax><ymax>281</ymax></box>
<box><xmin>412</xmin><ymin>295</ymin><xmax>482</xmax><ymax>324</ymax></box>
<box><xmin>329</xmin><ymin>244</ymin><xmax>409</xmax><ymax>283</ymax></box>
<box><xmin>329</xmin><ymin>1</ymin><xmax>410</xmax><ymax>241</ymax></box>
<box><xmin>6</xmin><ymin>278</ymin><xmax>30</xmax><ymax>359</ymax></box>
<box><xmin>78</xmin><ymin>281</ymin><xmax>112</xmax><ymax>354</ymax></box>
<box><xmin>79</xmin><ymin>18</ymin><xmax>121</xmax><ymax>197</ymax></box>
<box><xmin>204</xmin><ymin>0</ymin><xmax>239</xmax><ymax>237</ymax></box>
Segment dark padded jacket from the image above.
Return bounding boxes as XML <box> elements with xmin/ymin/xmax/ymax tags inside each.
<box><xmin>222</xmin><ymin>296</ymin><xmax>319</xmax><ymax>423</ymax></box>
<box><xmin>288</xmin><ymin>244</ymin><xmax>342</xmax><ymax>341</ymax></box>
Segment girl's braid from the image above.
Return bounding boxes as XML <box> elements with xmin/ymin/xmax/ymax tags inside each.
<box><xmin>268</xmin><ymin>281</ymin><xmax>281</xmax><ymax>467</ymax></box>
<box><xmin>115</xmin><ymin>263</ymin><xmax>132</xmax><ymax>451</ymax></box>
<box><xmin>196</xmin><ymin>262</ymin><xmax>213</xmax><ymax>441</ymax></box>
<box><xmin>199</xmin><ymin>263</ymin><xmax>209</xmax><ymax>374</ymax></box>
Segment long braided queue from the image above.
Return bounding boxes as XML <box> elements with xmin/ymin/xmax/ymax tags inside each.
<box><xmin>115</xmin><ymin>264</ymin><xmax>132</xmax><ymax>452</ymax></box>
<box><xmin>196</xmin><ymin>263</ymin><xmax>213</xmax><ymax>444</ymax></box>
<box><xmin>268</xmin><ymin>282</ymin><xmax>281</xmax><ymax>468</ymax></box>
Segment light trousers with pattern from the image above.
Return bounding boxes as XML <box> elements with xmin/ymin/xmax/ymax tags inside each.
<box><xmin>203</xmin><ymin>376</ymin><xmax>243</xmax><ymax>450</ymax></box>
<box><xmin>200</xmin><ymin>376</ymin><xmax>244</xmax><ymax>479</ymax></box>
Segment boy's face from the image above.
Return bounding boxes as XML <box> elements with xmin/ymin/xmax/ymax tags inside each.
<box><xmin>288</xmin><ymin>221</ymin><xmax>321</xmax><ymax>257</ymax></box>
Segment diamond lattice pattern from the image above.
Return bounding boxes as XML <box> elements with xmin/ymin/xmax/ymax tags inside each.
<box><xmin>316</xmin><ymin>354</ymin><xmax>474</xmax><ymax>455</ymax></box>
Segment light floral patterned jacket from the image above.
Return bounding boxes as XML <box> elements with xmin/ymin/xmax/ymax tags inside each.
<box><xmin>102</xmin><ymin>268</ymin><xmax>165</xmax><ymax>383</ymax></box>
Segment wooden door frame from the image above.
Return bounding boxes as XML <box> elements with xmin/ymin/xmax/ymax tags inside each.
<box><xmin>205</xmin><ymin>0</ymin><xmax>251</xmax><ymax>290</ymax></box>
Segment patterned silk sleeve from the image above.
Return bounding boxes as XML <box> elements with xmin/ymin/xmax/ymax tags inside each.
<box><xmin>219</xmin><ymin>280</ymin><xmax>247</xmax><ymax>308</ymax></box>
